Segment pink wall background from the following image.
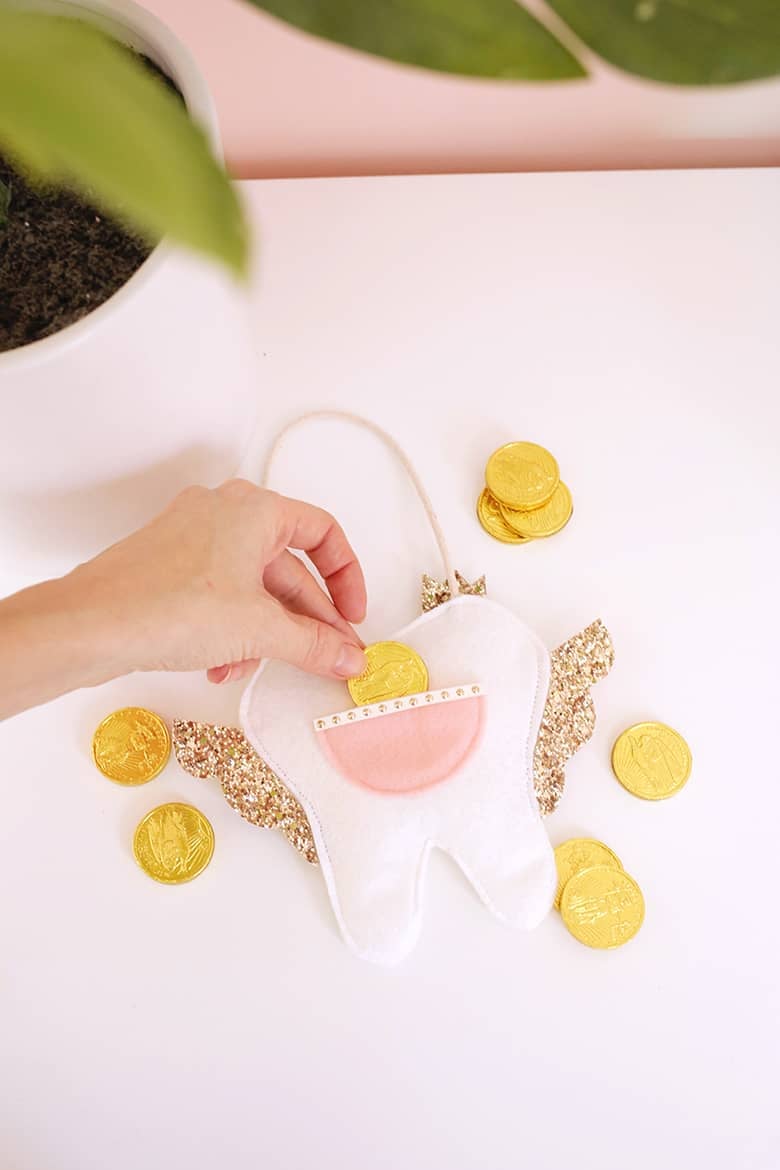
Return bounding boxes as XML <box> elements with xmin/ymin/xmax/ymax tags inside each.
<box><xmin>142</xmin><ymin>0</ymin><xmax>780</xmax><ymax>177</ymax></box>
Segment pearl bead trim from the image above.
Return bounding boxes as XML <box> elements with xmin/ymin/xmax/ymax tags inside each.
<box><xmin>313</xmin><ymin>684</ymin><xmax>483</xmax><ymax>732</ymax></box>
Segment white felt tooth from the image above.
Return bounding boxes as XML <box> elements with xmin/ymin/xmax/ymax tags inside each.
<box><xmin>431</xmin><ymin>789</ymin><xmax>556</xmax><ymax>928</ymax></box>
<box><xmin>240</xmin><ymin>594</ymin><xmax>554</xmax><ymax>962</ymax></box>
<box><xmin>320</xmin><ymin>828</ymin><xmax>427</xmax><ymax>964</ymax></box>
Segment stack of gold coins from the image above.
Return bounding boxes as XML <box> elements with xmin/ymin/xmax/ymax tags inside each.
<box><xmin>477</xmin><ymin>441</ymin><xmax>573</xmax><ymax>543</ymax></box>
<box><xmin>553</xmin><ymin>837</ymin><xmax>645</xmax><ymax>949</ymax></box>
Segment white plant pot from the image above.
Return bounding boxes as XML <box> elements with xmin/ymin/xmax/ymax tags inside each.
<box><xmin>0</xmin><ymin>0</ymin><xmax>259</xmax><ymax>574</ymax></box>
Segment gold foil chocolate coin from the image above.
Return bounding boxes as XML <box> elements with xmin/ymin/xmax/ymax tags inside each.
<box><xmin>133</xmin><ymin>802</ymin><xmax>214</xmax><ymax>884</ymax></box>
<box><xmin>553</xmin><ymin>838</ymin><xmax>623</xmax><ymax>910</ymax></box>
<box><xmin>347</xmin><ymin>641</ymin><xmax>429</xmax><ymax>705</ymax></box>
<box><xmin>92</xmin><ymin>706</ymin><xmax>171</xmax><ymax>785</ymax></box>
<box><xmin>500</xmin><ymin>482</ymin><xmax>573</xmax><ymax>539</ymax></box>
<box><xmin>476</xmin><ymin>488</ymin><xmax>530</xmax><ymax>544</ymax></box>
<box><xmin>560</xmin><ymin>865</ymin><xmax>645</xmax><ymax>949</ymax></box>
<box><xmin>485</xmin><ymin>441</ymin><xmax>559</xmax><ymax>510</ymax></box>
<box><xmin>611</xmin><ymin>721</ymin><xmax>692</xmax><ymax>800</ymax></box>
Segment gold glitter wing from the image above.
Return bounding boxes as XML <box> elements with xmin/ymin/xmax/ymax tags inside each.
<box><xmin>420</xmin><ymin>574</ymin><xmax>614</xmax><ymax>817</ymax></box>
<box><xmin>421</xmin><ymin>570</ymin><xmax>487</xmax><ymax>613</ymax></box>
<box><xmin>171</xmin><ymin>720</ymin><xmax>318</xmax><ymax>864</ymax></box>
<box><xmin>533</xmin><ymin>619</ymin><xmax>615</xmax><ymax>816</ymax></box>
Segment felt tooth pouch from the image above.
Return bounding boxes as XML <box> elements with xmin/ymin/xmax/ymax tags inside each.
<box><xmin>219</xmin><ymin>412</ymin><xmax>608</xmax><ymax>964</ymax></box>
<box><xmin>242</xmin><ymin>593</ymin><xmax>553</xmax><ymax>966</ymax></box>
<box><xmin>174</xmin><ymin>413</ymin><xmax>614</xmax><ymax>963</ymax></box>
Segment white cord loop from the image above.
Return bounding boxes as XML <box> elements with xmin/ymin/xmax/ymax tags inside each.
<box><xmin>262</xmin><ymin>410</ymin><xmax>459</xmax><ymax>600</ymax></box>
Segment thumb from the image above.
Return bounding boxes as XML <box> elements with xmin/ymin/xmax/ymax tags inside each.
<box><xmin>260</xmin><ymin>602</ymin><xmax>367</xmax><ymax>680</ymax></box>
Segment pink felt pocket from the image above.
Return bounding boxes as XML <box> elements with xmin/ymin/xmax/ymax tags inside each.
<box><xmin>319</xmin><ymin>696</ymin><xmax>485</xmax><ymax>794</ymax></box>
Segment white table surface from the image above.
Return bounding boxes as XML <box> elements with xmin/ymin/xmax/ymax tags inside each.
<box><xmin>2</xmin><ymin>170</ymin><xmax>779</xmax><ymax>1170</ymax></box>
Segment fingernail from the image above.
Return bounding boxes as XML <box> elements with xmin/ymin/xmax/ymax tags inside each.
<box><xmin>335</xmin><ymin>645</ymin><xmax>366</xmax><ymax>679</ymax></box>
<box><xmin>214</xmin><ymin>664</ymin><xmax>233</xmax><ymax>684</ymax></box>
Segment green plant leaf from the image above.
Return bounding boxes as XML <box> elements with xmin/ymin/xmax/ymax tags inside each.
<box><xmin>545</xmin><ymin>0</ymin><xmax>780</xmax><ymax>84</ymax></box>
<box><xmin>0</xmin><ymin>6</ymin><xmax>248</xmax><ymax>275</ymax></box>
<box><xmin>243</xmin><ymin>0</ymin><xmax>586</xmax><ymax>79</ymax></box>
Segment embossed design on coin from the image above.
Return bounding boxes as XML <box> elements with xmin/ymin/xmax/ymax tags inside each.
<box><xmin>92</xmin><ymin>707</ymin><xmax>171</xmax><ymax>785</ymax></box>
<box><xmin>347</xmin><ymin>641</ymin><xmax>429</xmax><ymax>705</ymax></box>
<box><xmin>611</xmin><ymin>722</ymin><xmax>692</xmax><ymax>800</ymax></box>
<box><xmin>560</xmin><ymin>865</ymin><xmax>644</xmax><ymax>949</ymax></box>
<box><xmin>553</xmin><ymin>838</ymin><xmax>623</xmax><ymax>910</ymax></box>
<box><xmin>133</xmin><ymin>802</ymin><xmax>214</xmax><ymax>884</ymax></box>
<box><xmin>500</xmin><ymin>482</ymin><xmax>573</xmax><ymax>539</ymax></box>
<box><xmin>485</xmin><ymin>441</ymin><xmax>559</xmax><ymax>510</ymax></box>
<box><xmin>476</xmin><ymin>488</ymin><xmax>530</xmax><ymax>544</ymax></box>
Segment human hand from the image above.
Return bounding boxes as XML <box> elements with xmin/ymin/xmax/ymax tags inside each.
<box><xmin>68</xmin><ymin>479</ymin><xmax>367</xmax><ymax>685</ymax></box>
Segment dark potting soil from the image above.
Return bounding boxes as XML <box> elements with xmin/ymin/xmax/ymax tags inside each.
<box><xmin>0</xmin><ymin>55</ymin><xmax>182</xmax><ymax>353</ymax></box>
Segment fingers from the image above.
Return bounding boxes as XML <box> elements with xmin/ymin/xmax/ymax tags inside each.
<box><xmin>263</xmin><ymin>550</ymin><xmax>364</xmax><ymax>648</ymax></box>
<box><xmin>213</xmin><ymin>481</ymin><xmax>366</xmax><ymax>623</ymax></box>
<box><xmin>274</xmin><ymin>495</ymin><xmax>367</xmax><ymax>624</ymax></box>
<box><xmin>259</xmin><ymin>599</ymin><xmax>366</xmax><ymax>679</ymax></box>
<box><xmin>207</xmin><ymin>660</ymin><xmax>259</xmax><ymax>684</ymax></box>
<box><xmin>207</xmin><ymin>595</ymin><xmax>367</xmax><ymax>685</ymax></box>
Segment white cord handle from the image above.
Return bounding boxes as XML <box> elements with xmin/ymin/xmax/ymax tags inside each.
<box><xmin>262</xmin><ymin>410</ymin><xmax>459</xmax><ymax>599</ymax></box>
